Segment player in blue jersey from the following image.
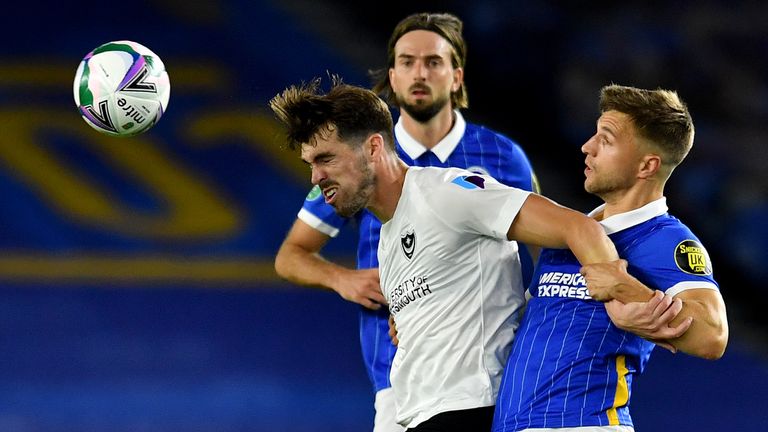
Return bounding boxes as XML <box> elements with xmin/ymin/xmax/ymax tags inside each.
<box><xmin>273</xmin><ymin>13</ymin><xmax>538</xmax><ymax>432</ymax></box>
<box><xmin>492</xmin><ymin>85</ymin><xmax>729</xmax><ymax>432</ymax></box>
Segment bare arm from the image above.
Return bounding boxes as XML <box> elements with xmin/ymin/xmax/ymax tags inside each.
<box><xmin>506</xmin><ymin>193</ymin><xmax>619</xmax><ymax>265</ymax></box>
<box><xmin>581</xmin><ymin>260</ymin><xmax>728</xmax><ymax>359</ymax></box>
<box><xmin>604</xmin><ymin>292</ymin><xmax>692</xmax><ymax>353</ymax></box>
<box><xmin>275</xmin><ymin>219</ymin><xmax>386</xmax><ymax>310</ymax></box>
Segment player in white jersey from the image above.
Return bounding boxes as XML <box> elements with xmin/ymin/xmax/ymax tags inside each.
<box><xmin>268</xmin><ymin>79</ymin><xmax>650</xmax><ymax>431</ymax></box>
<box><xmin>492</xmin><ymin>85</ymin><xmax>729</xmax><ymax>432</ymax></box>
<box><xmin>274</xmin><ymin>13</ymin><xmax>538</xmax><ymax>432</ymax></box>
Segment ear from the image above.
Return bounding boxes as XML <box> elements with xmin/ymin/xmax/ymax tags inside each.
<box><xmin>638</xmin><ymin>154</ymin><xmax>662</xmax><ymax>179</ymax></box>
<box><xmin>367</xmin><ymin>133</ymin><xmax>385</xmax><ymax>160</ymax></box>
<box><xmin>452</xmin><ymin>67</ymin><xmax>464</xmax><ymax>93</ymax></box>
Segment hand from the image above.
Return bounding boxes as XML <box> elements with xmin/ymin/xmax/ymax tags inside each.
<box><xmin>388</xmin><ymin>314</ymin><xmax>399</xmax><ymax>346</ymax></box>
<box><xmin>605</xmin><ymin>290</ymin><xmax>693</xmax><ymax>353</ymax></box>
<box><xmin>334</xmin><ymin>268</ymin><xmax>387</xmax><ymax>310</ymax></box>
<box><xmin>580</xmin><ymin>259</ymin><xmax>632</xmax><ymax>302</ymax></box>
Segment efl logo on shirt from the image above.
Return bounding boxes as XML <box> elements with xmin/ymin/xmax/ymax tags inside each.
<box><xmin>451</xmin><ymin>175</ymin><xmax>486</xmax><ymax>190</ymax></box>
<box><xmin>401</xmin><ymin>229</ymin><xmax>416</xmax><ymax>260</ymax></box>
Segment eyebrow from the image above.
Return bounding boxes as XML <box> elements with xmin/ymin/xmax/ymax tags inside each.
<box><xmin>397</xmin><ymin>53</ymin><xmax>444</xmax><ymax>61</ymax></box>
<box><xmin>302</xmin><ymin>151</ymin><xmax>333</xmax><ymax>165</ymax></box>
<box><xmin>598</xmin><ymin>123</ymin><xmax>617</xmax><ymax>140</ymax></box>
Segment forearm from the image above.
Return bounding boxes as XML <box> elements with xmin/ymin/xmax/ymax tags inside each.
<box><xmin>274</xmin><ymin>242</ymin><xmax>346</xmax><ymax>291</ymax></box>
<box><xmin>566</xmin><ymin>217</ymin><xmax>620</xmax><ymax>265</ymax></box>
<box><xmin>667</xmin><ymin>293</ymin><xmax>729</xmax><ymax>359</ymax></box>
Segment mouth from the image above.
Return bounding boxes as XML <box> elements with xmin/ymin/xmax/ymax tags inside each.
<box><xmin>323</xmin><ymin>187</ymin><xmax>338</xmax><ymax>204</ymax></box>
<box><xmin>410</xmin><ymin>86</ymin><xmax>430</xmax><ymax>98</ymax></box>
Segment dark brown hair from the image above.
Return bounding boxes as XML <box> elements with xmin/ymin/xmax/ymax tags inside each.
<box><xmin>270</xmin><ymin>76</ymin><xmax>395</xmax><ymax>151</ymax></box>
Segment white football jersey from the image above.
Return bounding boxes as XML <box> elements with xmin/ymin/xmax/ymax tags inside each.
<box><xmin>378</xmin><ymin>166</ymin><xmax>531</xmax><ymax>428</ymax></box>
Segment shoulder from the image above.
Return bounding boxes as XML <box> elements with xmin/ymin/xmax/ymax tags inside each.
<box><xmin>464</xmin><ymin>121</ymin><xmax>524</xmax><ymax>150</ymax></box>
<box><xmin>623</xmin><ymin>215</ymin><xmax>717</xmax><ymax>291</ymax></box>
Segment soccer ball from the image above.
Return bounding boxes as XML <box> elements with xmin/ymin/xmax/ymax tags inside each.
<box><xmin>73</xmin><ymin>40</ymin><xmax>170</xmax><ymax>137</ymax></box>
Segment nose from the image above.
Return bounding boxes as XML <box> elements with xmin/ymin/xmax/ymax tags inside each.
<box><xmin>310</xmin><ymin>165</ymin><xmax>326</xmax><ymax>186</ymax></box>
<box><xmin>415</xmin><ymin>60</ymin><xmax>428</xmax><ymax>80</ymax></box>
<box><xmin>581</xmin><ymin>135</ymin><xmax>596</xmax><ymax>156</ymax></box>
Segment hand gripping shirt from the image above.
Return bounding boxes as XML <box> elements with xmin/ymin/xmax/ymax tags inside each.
<box><xmin>297</xmin><ymin>111</ymin><xmax>537</xmax><ymax>393</ymax></box>
<box><xmin>492</xmin><ymin>197</ymin><xmax>719</xmax><ymax>431</ymax></box>
<box><xmin>378</xmin><ymin>166</ymin><xmax>531</xmax><ymax>429</ymax></box>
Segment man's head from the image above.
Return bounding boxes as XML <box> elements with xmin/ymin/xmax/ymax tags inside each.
<box><xmin>582</xmin><ymin>84</ymin><xmax>694</xmax><ymax>199</ymax></box>
<box><xmin>371</xmin><ymin>12</ymin><xmax>467</xmax><ymax>123</ymax></box>
<box><xmin>269</xmin><ymin>77</ymin><xmax>395</xmax><ymax>217</ymax></box>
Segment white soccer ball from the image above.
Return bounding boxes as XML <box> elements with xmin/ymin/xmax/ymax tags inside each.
<box><xmin>73</xmin><ymin>40</ymin><xmax>170</xmax><ymax>137</ymax></box>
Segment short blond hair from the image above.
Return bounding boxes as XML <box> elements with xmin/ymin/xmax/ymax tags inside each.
<box><xmin>600</xmin><ymin>84</ymin><xmax>694</xmax><ymax>167</ymax></box>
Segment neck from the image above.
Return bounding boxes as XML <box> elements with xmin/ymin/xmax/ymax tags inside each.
<box><xmin>367</xmin><ymin>153</ymin><xmax>409</xmax><ymax>223</ymax></box>
<box><xmin>598</xmin><ymin>180</ymin><xmax>665</xmax><ymax>220</ymax></box>
<box><xmin>400</xmin><ymin>106</ymin><xmax>455</xmax><ymax>149</ymax></box>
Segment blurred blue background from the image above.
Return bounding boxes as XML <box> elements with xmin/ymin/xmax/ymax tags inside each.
<box><xmin>0</xmin><ymin>0</ymin><xmax>766</xmax><ymax>430</ymax></box>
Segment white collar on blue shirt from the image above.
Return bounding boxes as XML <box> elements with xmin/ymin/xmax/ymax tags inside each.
<box><xmin>589</xmin><ymin>197</ymin><xmax>669</xmax><ymax>235</ymax></box>
<box><xmin>394</xmin><ymin>110</ymin><xmax>467</xmax><ymax>163</ymax></box>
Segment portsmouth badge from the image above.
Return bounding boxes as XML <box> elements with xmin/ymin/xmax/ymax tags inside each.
<box><xmin>401</xmin><ymin>229</ymin><xmax>416</xmax><ymax>260</ymax></box>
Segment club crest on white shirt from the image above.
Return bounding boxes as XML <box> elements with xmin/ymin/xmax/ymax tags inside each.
<box><xmin>401</xmin><ymin>229</ymin><xmax>416</xmax><ymax>260</ymax></box>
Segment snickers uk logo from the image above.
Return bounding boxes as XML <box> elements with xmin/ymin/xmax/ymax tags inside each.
<box><xmin>536</xmin><ymin>271</ymin><xmax>592</xmax><ymax>299</ymax></box>
<box><xmin>675</xmin><ymin>239</ymin><xmax>712</xmax><ymax>275</ymax></box>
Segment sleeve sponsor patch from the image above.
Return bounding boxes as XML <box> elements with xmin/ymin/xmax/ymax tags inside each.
<box><xmin>304</xmin><ymin>185</ymin><xmax>322</xmax><ymax>201</ymax></box>
<box><xmin>674</xmin><ymin>239</ymin><xmax>712</xmax><ymax>275</ymax></box>
<box><xmin>451</xmin><ymin>175</ymin><xmax>486</xmax><ymax>190</ymax></box>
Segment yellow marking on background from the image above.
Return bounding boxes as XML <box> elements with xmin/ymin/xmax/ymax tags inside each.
<box><xmin>0</xmin><ymin>109</ymin><xmax>241</xmax><ymax>239</ymax></box>
<box><xmin>606</xmin><ymin>355</ymin><xmax>629</xmax><ymax>425</ymax></box>
<box><xmin>0</xmin><ymin>254</ymin><xmax>277</xmax><ymax>285</ymax></box>
<box><xmin>186</xmin><ymin>110</ymin><xmax>308</xmax><ymax>183</ymax></box>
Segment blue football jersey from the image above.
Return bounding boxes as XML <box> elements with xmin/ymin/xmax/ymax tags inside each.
<box><xmin>492</xmin><ymin>199</ymin><xmax>719</xmax><ymax>431</ymax></box>
<box><xmin>299</xmin><ymin>111</ymin><xmax>537</xmax><ymax>392</ymax></box>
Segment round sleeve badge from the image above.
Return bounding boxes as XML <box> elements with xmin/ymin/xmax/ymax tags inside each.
<box><xmin>674</xmin><ymin>239</ymin><xmax>712</xmax><ymax>275</ymax></box>
<box><xmin>305</xmin><ymin>185</ymin><xmax>322</xmax><ymax>201</ymax></box>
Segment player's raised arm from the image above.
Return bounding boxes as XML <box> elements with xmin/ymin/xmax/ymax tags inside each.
<box><xmin>275</xmin><ymin>218</ymin><xmax>386</xmax><ymax>310</ymax></box>
<box><xmin>507</xmin><ymin>194</ymin><xmax>620</xmax><ymax>267</ymax></box>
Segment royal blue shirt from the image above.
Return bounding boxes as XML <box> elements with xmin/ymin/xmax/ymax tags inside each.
<box><xmin>493</xmin><ymin>198</ymin><xmax>719</xmax><ymax>431</ymax></box>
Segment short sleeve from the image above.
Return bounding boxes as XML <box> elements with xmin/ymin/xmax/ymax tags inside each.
<box><xmin>297</xmin><ymin>185</ymin><xmax>349</xmax><ymax>237</ymax></box>
<box><xmin>423</xmin><ymin>169</ymin><xmax>531</xmax><ymax>241</ymax></box>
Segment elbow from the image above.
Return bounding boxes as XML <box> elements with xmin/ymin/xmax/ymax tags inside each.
<box><xmin>688</xmin><ymin>322</ymin><xmax>729</xmax><ymax>360</ymax></box>
<box><xmin>695</xmin><ymin>336</ymin><xmax>728</xmax><ymax>360</ymax></box>
<box><xmin>273</xmin><ymin>249</ymin><xmax>291</xmax><ymax>280</ymax></box>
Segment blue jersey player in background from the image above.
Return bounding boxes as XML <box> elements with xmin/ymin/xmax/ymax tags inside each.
<box><xmin>493</xmin><ymin>85</ymin><xmax>729</xmax><ymax>432</ymax></box>
<box><xmin>274</xmin><ymin>13</ymin><xmax>538</xmax><ymax>432</ymax></box>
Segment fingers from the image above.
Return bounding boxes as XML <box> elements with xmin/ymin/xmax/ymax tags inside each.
<box><xmin>666</xmin><ymin>316</ymin><xmax>693</xmax><ymax>339</ymax></box>
<box><xmin>651</xmin><ymin>339</ymin><xmax>678</xmax><ymax>354</ymax></box>
<box><xmin>361</xmin><ymin>298</ymin><xmax>382</xmax><ymax>310</ymax></box>
<box><xmin>388</xmin><ymin>315</ymin><xmax>399</xmax><ymax>346</ymax></box>
<box><xmin>656</xmin><ymin>297</ymin><xmax>683</xmax><ymax>324</ymax></box>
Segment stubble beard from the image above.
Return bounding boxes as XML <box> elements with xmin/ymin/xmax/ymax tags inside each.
<box><xmin>397</xmin><ymin>92</ymin><xmax>451</xmax><ymax>124</ymax></box>
<box><xmin>335</xmin><ymin>157</ymin><xmax>376</xmax><ymax>218</ymax></box>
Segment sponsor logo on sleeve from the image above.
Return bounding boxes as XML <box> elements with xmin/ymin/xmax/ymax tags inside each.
<box><xmin>674</xmin><ymin>239</ymin><xmax>712</xmax><ymax>275</ymax></box>
<box><xmin>305</xmin><ymin>185</ymin><xmax>322</xmax><ymax>201</ymax></box>
<box><xmin>451</xmin><ymin>175</ymin><xmax>486</xmax><ymax>190</ymax></box>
